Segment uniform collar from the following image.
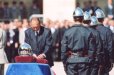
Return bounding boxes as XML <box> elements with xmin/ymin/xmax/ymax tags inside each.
<box><xmin>72</xmin><ymin>24</ymin><xmax>83</xmax><ymax>27</ymax></box>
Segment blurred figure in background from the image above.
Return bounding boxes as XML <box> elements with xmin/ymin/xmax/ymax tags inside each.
<box><xmin>109</xmin><ymin>20</ymin><xmax>114</xmax><ymax>33</ymax></box>
<box><xmin>83</xmin><ymin>1</ymin><xmax>90</xmax><ymax>12</ymax></box>
<box><xmin>12</xmin><ymin>19</ymin><xmax>22</xmax><ymax>60</ymax></box>
<box><xmin>87</xmin><ymin>0</ymin><xmax>93</xmax><ymax>14</ymax></box>
<box><xmin>83</xmin><ymin>0</ymin><xmax>94</xmax><ymax>15</ymax></box>
<box><xmin>5</xmin><ymin>19</ymin><xmax>20</xmax><ymax>62</ymax></box>
<box><xmin>53</xmin><ymin>20</ymin><xmax>67</xmax><ymax>61</ymax></box>
<box><xmin>28</xmin><ymin>1</ymin><xmax>41</xmax><ymax>16</ymax></box>
<box><xmin>44</xmin><ymin>18</ymin><xmax>53</xmax><ymax>28</ymax></box>
<box><xmin>3</xmin><ymin>2</ymin><xmax>11</xmax><ymax>20</ymax></box>
<box><xmin>4</xmin><ymin>20</ymin><xmax>12</xmax><ymax>62</ymax></box>
<box><xmin>103</xmin><ymin>18</ymin><xmax>110</xmax><ymax>28</ymax></box>
<box><xmin>105</xmin><ymin>0</ymin><xmax>114</xmax><ymax>19</ymax></box>
<box><xmin>62</xmin><ymin>20</ymin><xmax>70</xmax><ymax>29</ymax></box>
<box><xmin>0</xmin><ymin>22</ymin><xmax>3</xmax><ymax>28</ymax></box>
<box><xmin>19</xmin><ymin>1</ymin><xmax>28</xmax><ymax>19</ymax></box>
<box><xmin>76</xmin><ymin>2</ymin><xmax>80</xmax><ymax>8</ymax></box>
<box><xmin>0</xmin><ymin>22</ymin><xmax>8</xmax><ymax>63</ymax></box>
<box><xmin>92</xmin><ymin>0</ymin><xmax>100</xmax><ymax>12</ymax></box>
<box><xmin>19</xmin><ymin>19</ymin><xmax>29</xmax><ymax>44</ymax></box>
<box><xmin>50</xmin><ymin>20</ymin><xmax>60</xmax><ymax>61</ymax></box>
<box><xmin>22</xmin><ymin>19</ymin><xmax>29</xmax><ymax>29</ymax></box>
<box><xmin>48</xmin><ymin>20</ymin><xmax>55</xmax><ymax>34</ymax></box>
<box><xmin>11</xmin><ymin>1</ymin><xmax>20</xmax><ymax>20</ymax></box>
<box><xmin>0</xmin><ymin>1</ymin><xmax>4</xmax><ymax>21</ymax></box>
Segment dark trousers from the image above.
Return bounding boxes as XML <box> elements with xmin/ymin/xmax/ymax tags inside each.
<box><xmin>98</xmin><ymin>61</ymin><xmax>112</xmax><ymax>75</ymax></box>
<box><xmin>66</xmin><ymin>63</ymin><xmax>91</xmax><ymax>75</ymax></box>
<box><xmin>5</xmin><ymin>45</ymin><xmax>18</xmax><ymax>63</ymax></box>
<box><xmin>90</xmin><ymin>64</ymin><xmax>99</xmax><ymax>75</ymax></box>
<box><xmin>5</xmin><ymin>46</ymin><xmax>13</xmax><ymax>63</ymax></box>
<box><xmin>0</xmin><ymin>64</ymin><xmax>4</xmax><ymax>75</ymax></box>
<box><xmin>99</xmin><ymin>68</ymin><xmax>109</xmax><ymax>75</ymax></box>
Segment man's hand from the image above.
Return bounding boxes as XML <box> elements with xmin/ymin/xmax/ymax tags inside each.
<box><xmin>15</xmin><ymin>43</ymin><xmax>18</xmax><ymax>48</ymax></box>
<box><xmin>33</xmin><ymin>54</ymin><xmax>37</xmax><ymax>59</ymax></box>
<box><xmin>7</xmin><ymin>42</ymin><xmax>10</xmax><ymax>46</ymax></box>
<box><xmin>56</xmin><ymin>43</ymin><xmax>59</xmax><ymax>47</ymax></box>
<box><xmin>37</xmin><ymin>53</ymin><xmax>46</xmax><ymax>59</ymax></box>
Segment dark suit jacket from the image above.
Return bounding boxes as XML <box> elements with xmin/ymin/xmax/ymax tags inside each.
<box><xmin>25</xmin><ymin>26</ymin><xmax>53</xmax><ymax>66</ymax></box>
<box><xmin>6</xmin><ymin>28</ymin><xmax>19</xmax><ymax>46</ymax></box>
<box><xmin>5</xmin><ymin>28</ymin><xmax>19</xmax><ymax>62</ymax></box>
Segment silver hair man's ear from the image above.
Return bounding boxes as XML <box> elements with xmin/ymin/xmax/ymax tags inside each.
<box><xmin>73</xmin><ymin>7</ymin><xmax>84</xmax><ymax>17</ymax></box>
<box><xmin>18</xmin><ymin>43</ymin><xmax>32</xmax><ymax>56</ymax></box>
<box><xmin>83</xmin><ymin>11</ymin><xmax>91</xmax><ymax>21</ymax></box>
<box><xmin>95</xmin><ymin>9</ymin><xmax>105</xmax><ymax>19</ymax></box>
<box><xmin>90</xmin><ymin>16</ymin><xmax>99</xmax><ymax>26</ymax></box>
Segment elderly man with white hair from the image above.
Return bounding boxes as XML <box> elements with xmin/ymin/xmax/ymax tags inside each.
<box><xmin>25</xmin><ymin>14</ymin><xmax>54</xmax><ymax>67</ymax></box>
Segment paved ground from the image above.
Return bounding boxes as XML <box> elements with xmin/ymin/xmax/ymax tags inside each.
<box><xmin>52</xmin><ymin>62</ymin><xmax>114</xmax><ymax>75</ymax></box>
<box><xmin>51</xmin><ymin>62</ymin><xmax>66</xmax><ymax>75</ymax></box>
<box><xmin>110</xmin><ymin>65</ymin><xmax>114</xmax><ymax>75</ymax></box>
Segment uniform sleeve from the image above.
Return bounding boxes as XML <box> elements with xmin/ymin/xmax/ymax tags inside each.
<box><xmin>106</xmin><ymin>30</ymin><xmax>113</xmax><ymax>60</ymax></box>
<box><xmin>44</xmin><ymin>30</ymin><xmax>53</xmax><ymax>54</ymax></box>
<box><xmin>61</xmin><ymin>32</ymin><xmax>68</xmax><ymax>63</ymax></box>
<box><xmin>88</xmin><ymin>32</ymin><xmax>95</xmax><ymax>52</ymax></box>
<box><xmin>96</xmin><ymin>33</ymin><xmax>103</xmax><ymax>55</ymax></box>
<box><xmin>96</xmin><ymin>32</ymin><xmax>104</xmax><ymax>64</ymax></box>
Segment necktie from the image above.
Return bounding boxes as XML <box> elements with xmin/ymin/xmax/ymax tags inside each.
<box><xmin>35</xmin><ymin>31</ymin><xmax>38</xmax><ymax>41</ymax></box>
<box><xmin>35</xmin><ymin>31</ymin><xmax>40</xmax><ymax>52</ymax></box>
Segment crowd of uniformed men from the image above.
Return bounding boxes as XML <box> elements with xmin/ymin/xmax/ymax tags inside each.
<box><xmin>61</xmin><ymin>7</ymin><xmax>114</xmax><ymax>75</ymax></box>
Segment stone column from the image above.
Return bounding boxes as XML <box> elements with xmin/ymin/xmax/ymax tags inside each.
<box><xmin>43</xmin><ymin>0</ymin><xmax>75</xmax><ymax>21</ymax></box>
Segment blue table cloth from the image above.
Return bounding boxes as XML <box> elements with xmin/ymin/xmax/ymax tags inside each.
<box><xmin>6</xmin><ymin>63</ymin><xmax>51</xmax><ymax>75</ymax></box>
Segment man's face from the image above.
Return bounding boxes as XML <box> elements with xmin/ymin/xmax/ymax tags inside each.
<box><xmin>14</xmin><ymin>19</ymin><xmax>22</xmax><ymax>28</ymax></box>
<box><xmin>30</xmin><ymin>18</ymin><xmax>40</xmax><ymax>31</ymax></box>
<box><xmin>3</xmin><ymin>23</ymin><xmax>9</xmax><ymax>30</ymax></box>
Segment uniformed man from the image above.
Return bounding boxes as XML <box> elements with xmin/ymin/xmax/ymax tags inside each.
<box><xmin>95</xmin><ymin>9</ymin><xmax>113</xmax><ymax>75</ymax></box>
<box><xmin>83</xmin><ymin>12</ymin><xmax>103</xmax><ymax>75</ymax></box>
<box><xmin>61</xmin><ymin>7</ymin><xmax>95</xmax><ymax>75</ymax></box>
<box><xmin>89</xmin><ymin>16</ymin><xmax>104</xmax><ymax>75</ymax></box>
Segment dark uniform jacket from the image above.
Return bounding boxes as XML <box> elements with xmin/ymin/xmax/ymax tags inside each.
<box><xmin>61</xmin><ymin>25</ymin><xmax>97</xmax><ymax>64</ymax></box>
<box><xmin>96</xmin><ymin>24</ymin><xmax>113</xmax><ymax>72</ymax></box>
<box><xmin>25</xmin><ymin>26</ymin><xmax>53</xmax><ymax>66</ymax></box>
<box><xmin>96</xmin><ymin>24</ymin><xmax>113</xmax><ymax>60</ymax></box>
<box><xmin>88</xmin><ymin>27</ymin><xmax>103</xmax><ymax>64</ymax></box>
